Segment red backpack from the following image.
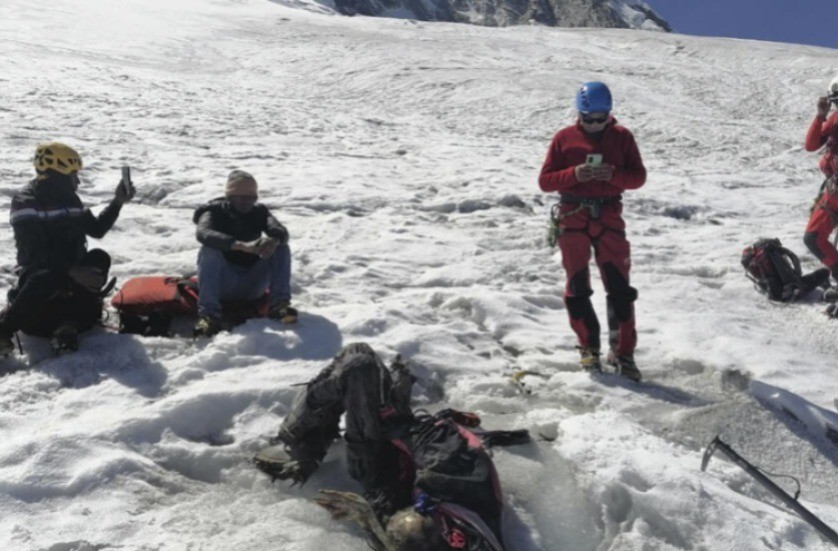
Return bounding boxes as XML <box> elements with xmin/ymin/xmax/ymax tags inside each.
<box><xmin>111</xmin><ymin>276</ymin><xmax>268</xmax><ymax>335</ymax></box>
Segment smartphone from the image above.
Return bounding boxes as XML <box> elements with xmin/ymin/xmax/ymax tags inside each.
<box><xmin>121</xmin><ymin>166</ymin><xmax>135</xmax><ymax>197</ymax></box>
<box><xmin>585</xmin><ymin>154</ymin><xmax>603</xmax><ymax>167</ymax></box>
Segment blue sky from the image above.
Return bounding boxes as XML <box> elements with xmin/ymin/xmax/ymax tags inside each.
<box><xmin>647</xmin><ymin>0</ymin><xmax>837</xmax><ymax>50</ymax></box>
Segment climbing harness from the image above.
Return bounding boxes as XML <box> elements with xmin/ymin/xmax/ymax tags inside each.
<box><xmin>547</xmin><ymin>194</ymin><xmax>622</xmax><ymax>247</ymax></box>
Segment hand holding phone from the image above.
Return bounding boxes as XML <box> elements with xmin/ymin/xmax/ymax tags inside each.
<box><xmin>117</xmin><ymin>166</ymin><xmax>136</xmax><ymax>203</ymax></box>
<box><xmin>575</xmin><ymin>164</ymin><xmax>595</xmax><ymax>182</ymax></box>
<box><xmin>592</xmin><ymin>164</ymin><xmax>615</xmax><ymax>182</ymax></box>
<box><xmin>255</xmin><ymin>237</ymin><xmax>279</xmax><ymax>258</ymax></box>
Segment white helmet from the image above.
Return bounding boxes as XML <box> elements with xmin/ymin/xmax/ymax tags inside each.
<box><xmin>829</xmin><ymin>75</ymin><xmax>838</xmax><ymax>100</ymax></box>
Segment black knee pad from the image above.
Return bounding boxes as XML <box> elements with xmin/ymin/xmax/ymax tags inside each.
<box><xmin>602</xmin><ymin>263</ymin><xmax>632</xmax><ymax>293</ymax></box>
<box><xmin>565</xmin><ymin>295</ymin><xmax>595</xmax><ymax>320</ymax></box>
<box><xmin>603</xmin><ymin>263</ymin><xmax>637</xmax><ymax>322</ymax></box>
<box><xmin>567</xmin><ymin>268</ymin><xmax>593</xmax><ymax>298</ymax></box>
<box><xmin>607</xmin><ymin>292</ymin><xmax>637</xmax><ymax>323</ymax></box>
<box><xmin>803</xmin><ymin>231</ymin><xmax>824</xmax><ymax>259</ymax></box>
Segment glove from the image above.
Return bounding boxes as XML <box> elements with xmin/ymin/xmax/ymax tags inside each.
<box><xmin>114</xmin><ymin>179</ymin><xmax>135</xmax><ymax>204</ymax></box>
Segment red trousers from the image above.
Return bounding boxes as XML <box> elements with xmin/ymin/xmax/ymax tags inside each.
<box><xmin>557</xmin><ymin>201</ymin><xmax>637</xmax><ymax>356</ymax></box>
<box><xmin>804</xmin><ymin>190</ymin><xmax>838</xmax><ymax>276</ymax></box>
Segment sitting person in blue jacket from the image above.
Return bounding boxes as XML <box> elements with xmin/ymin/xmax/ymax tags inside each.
<box><xmin>192</xmin><ymin>169</ymin><xmax>296</xmax><ymax>336</ymax></box>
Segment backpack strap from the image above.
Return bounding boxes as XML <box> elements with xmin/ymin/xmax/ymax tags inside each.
<box><xmin>99</xmin><ymin>276</ymin><xmax>117</xmax><ymax>298</ymax></box>
<box><xmin>767</xmin><ymin>246</ymin><xmax>805</xmax><ymax>301</ymax></box>
<box><xmin>167</xmin><ymin>276</ymin><xmax>199</xmax><ymax>307</ymax></box>
<box><xmin>774</xmin><ymin>246</ymin><xmax>803</xmax><ymax>280</ymax></box>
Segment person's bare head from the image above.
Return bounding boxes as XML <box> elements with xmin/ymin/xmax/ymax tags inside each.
<box><xmin>385</xmin><ymin>509</ymin><xmax>445</xmax><ymax>551</ymax></box>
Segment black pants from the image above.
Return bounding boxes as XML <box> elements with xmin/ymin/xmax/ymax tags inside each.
<box><xmin>1</xmin><ymin>250</ymin><xmax>109</xmax><ymax>337</ymax></box>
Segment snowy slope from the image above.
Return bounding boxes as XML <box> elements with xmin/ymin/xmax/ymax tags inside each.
<box><xmin>0</xmin><ymin>0</ymin><xmax>837</xmax><ymax>550</ymax></box>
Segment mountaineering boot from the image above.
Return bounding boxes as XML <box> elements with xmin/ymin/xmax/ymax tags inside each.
<box><xmin>253</xmin><ymin>445</ymin><xmax>320</xmax><ymax>485</ymax></box>
<box><xmin>51</xmin><ymin>323</ymin><xmax>79</xmax><ymax>354</ymax></box>
<box><xmin>268</xmin><ymin>300</ymin><xmax>298</xmax><ymax>324</ymax></box>
<box><xmin>824</xmin><ymin>287</ymin><xmax>838</xmax><ymax>303</ymax></box>
<box><xmin>193</xmin><ymin>315</ymin><xmax>222</xmax><ymax>337</ymax></box>
<box><xmin>254</xmin><ymin>428</ymin><xmax>325</xmax><ymax>485</ymax></box>
<box><xmin>578</xmin><ymin>347</ymin><xmax>602</xmax><ymax>373</ymax></box>
<box><xmin>0</xmin><ymin>332</ymin><xmax>14</xmax><ymax>357</ymax></box>
<box><xmin>607</xmin><ymin>351</ymin><xmax>642</xmax><ymax>382</ymax></box>
<box><xmin>0</xmin><ymin>319</ymin><xmax>15</xmax><ymax>357</ymax></box>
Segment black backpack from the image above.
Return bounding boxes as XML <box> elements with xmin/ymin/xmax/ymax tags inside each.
<box><xmin>741</xmin><ymin>238</ymin><xmax>828</xmax><ymax>301</ymax></box>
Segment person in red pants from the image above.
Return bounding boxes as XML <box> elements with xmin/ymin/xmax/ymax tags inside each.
<box><xmin>803</xmin><ymin>76</ymin><xmax>838</xmax><ymax>287</ymax></box>
<box><xmin>539</xmin><ymin>82</ymin><xmax>646</xmax><ymax>381</ymax></box>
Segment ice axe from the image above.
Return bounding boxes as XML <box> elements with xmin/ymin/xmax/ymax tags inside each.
<box><xmin>701</xmin><ymin>435</ymin><xmax>838</xmax><ymax>546</ymax></box>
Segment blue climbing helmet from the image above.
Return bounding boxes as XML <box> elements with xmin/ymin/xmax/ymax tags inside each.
<box><xmin>576</xmin><ymin>82</ymin><xmax>613</xmax><ymax>113</ymax></box>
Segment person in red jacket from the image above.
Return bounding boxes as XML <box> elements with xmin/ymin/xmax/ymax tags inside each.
<box><xmin>539</xmin><ymin>82</ymin><xmax>646</xmax><ymax>381</ymax></box>
<box><xmin>803</xmin><ymin>76</ymin><xmax>838</xmax><ymax>282</ymax></box>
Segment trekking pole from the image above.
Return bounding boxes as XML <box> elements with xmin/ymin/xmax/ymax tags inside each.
<box><xmin>701</xmin><ymin>436</ymin><xmax>838</xmax><ymax>547</ymax></box>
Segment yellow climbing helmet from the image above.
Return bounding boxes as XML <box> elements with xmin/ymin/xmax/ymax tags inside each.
<box><xmin>33</xmin><ymin>142</ymin><xmax>83</xmax><ymax>179</ymax></box>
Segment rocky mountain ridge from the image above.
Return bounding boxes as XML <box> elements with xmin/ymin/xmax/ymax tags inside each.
<box><xmin>330</xmin><ymin>0</ymin><xmax>671</xmax><ymax>30</ymax></box>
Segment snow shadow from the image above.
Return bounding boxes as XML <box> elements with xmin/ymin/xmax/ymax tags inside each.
<box><xmin>166</xmin><ymin>312</ymin><xmax>343</xmax><ymax>363</ymax></box>
<box><xmin>592</xmin><ymin>372</ymin><xmax>713</xmax><ymax>407</ymax></box>
<box><xmin>0</xmin><ymin>354</ymin><xmax>30</xmax><ymax>378</ymax></box>
<box><xmin>232</xmin><ymin>312</ymin><xmax>344</xmax><ymax>362</ymax></box>
<box><xmin>28</xmin><ymin>331</ymin><xmax>168</xmax><ymax>398</ymax></box>
<box><xmin>750</xmin><ymin>381</ymin><xmax>838</xmax><ymax>466</ymax></box>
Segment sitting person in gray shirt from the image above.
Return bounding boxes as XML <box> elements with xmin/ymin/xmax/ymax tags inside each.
<box><xmin>192</xmin><ymin>169</ymin><xmax>296</xmax><ymax>336</ymax></box>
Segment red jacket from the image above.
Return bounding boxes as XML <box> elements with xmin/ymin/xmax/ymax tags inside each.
<box><xmin>805</xmin><ymin>112</ymin><xmax>838</xmax><ymax>176</ymax></box>
<box><xmin>539</xmin><ymin>118</ymin><xmax>646</xmax><ymax>198</ymax></box>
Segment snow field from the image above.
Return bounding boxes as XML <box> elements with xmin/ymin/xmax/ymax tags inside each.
<box><xmin>1</xmin><ymin>0</ymin><xmax>837</xmax><ymax>549</ymax></box>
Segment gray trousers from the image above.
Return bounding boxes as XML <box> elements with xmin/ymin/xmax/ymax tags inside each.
<box><xmin>278</xmin><ymin>343</ymin><xmax>396</xmax><ymax>488</ymax></box>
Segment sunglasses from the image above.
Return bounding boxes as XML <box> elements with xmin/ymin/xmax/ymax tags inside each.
<box><xmin>581</xmin><ymin>114</ymin><xmax>609</xmax><ymax>124</ymax></box>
